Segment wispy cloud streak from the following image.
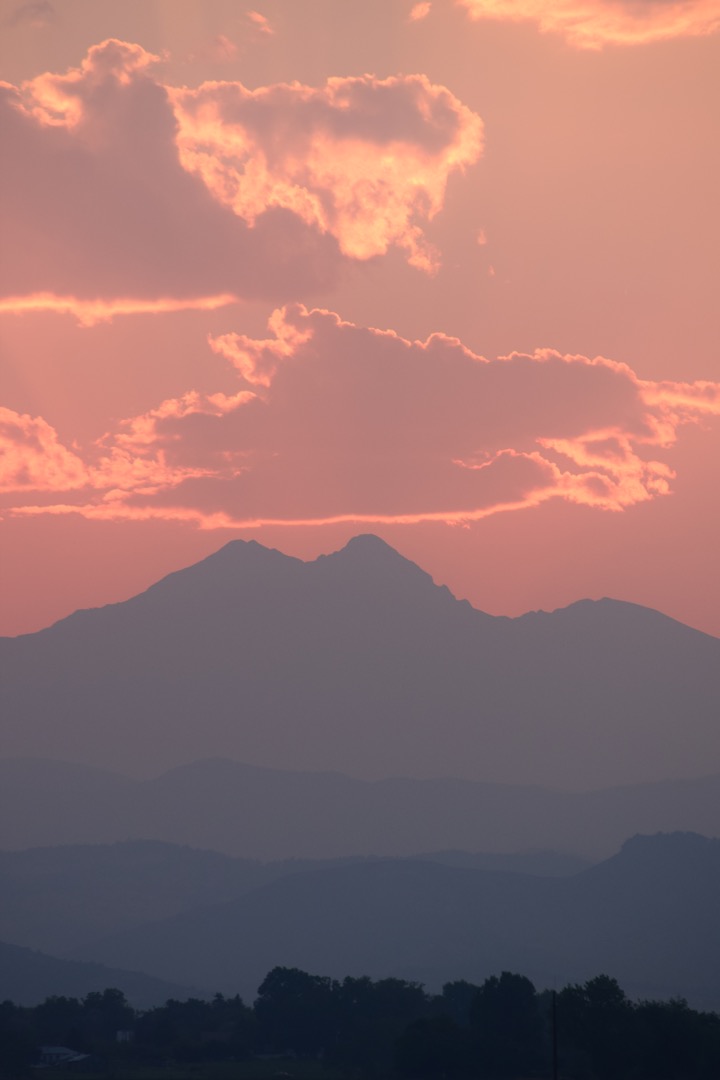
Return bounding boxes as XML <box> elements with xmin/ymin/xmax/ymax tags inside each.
<box><xmin>458</xmin><ymin>0</ymin><xmax>720</xmax><ymax>48</ymax></box>
<box><xmin>0</xmin><ymin>293</ymin><xmax>239</xmax><ymax>325</ymax></box>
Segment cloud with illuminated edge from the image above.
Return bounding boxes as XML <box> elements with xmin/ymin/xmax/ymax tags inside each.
<box><xmin>0</xmin><ymin>39</ymin><xmax>483</xmax><ymax>321</ymax></box>
<box><xmin>3</xmin><ymin>307</ymin><xmax>719</xmax><ymax>531</ymax></box>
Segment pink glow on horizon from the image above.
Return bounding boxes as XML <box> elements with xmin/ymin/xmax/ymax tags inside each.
<box><xmin>1</xmin><ymin>16</ymin><xmax>719</xmax><ymax>641</ymax></box>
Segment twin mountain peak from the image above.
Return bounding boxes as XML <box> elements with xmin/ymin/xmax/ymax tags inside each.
<box><xmin>72</xmin><ymin>532</ymin><xmax>668</xmax><ymax>630</ymax></box>
<box><xmin>1</xmin><ymin>535</ymin><xmax>718</xmax><ymax>790</ymax></box>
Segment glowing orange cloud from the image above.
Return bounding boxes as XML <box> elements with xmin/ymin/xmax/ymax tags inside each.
<box><xmin>8</xmin><ymin>485</ymin><xmax>556</xmax><ymax>531</ymax></box>
<box><xmin>0</xmin><ymin>407</ymin><xmax>211</xmax><ymax>502</ymax></box>
<box><xmin>169</xmin><ymin>73</ymin><xmax>483</xmax><ymax>271</ymax></box>
<box><xmin>247</xmin><ymin>11</ymin><xmax>274</xmax><ymax>35</ymax></box>
<box><xmin>0</xmin><ymin>293</ymin><xmax>239</xmax><ymax>325</ymax></box>
<box><xmin>19</xmin><ymin>38</ymin><xmax>159</xmax><ymax>128</ymax></box>
<box><xmin>410</xmin><ymin>3</ymin><xmax>432</xmax><ymax>21</ymax></box>
<box><xmin>4</xmin><ymin>307</ymin><xmax>720</xmax><ymax>531</ymax></box>
<box><xmin>0</xmin><ymin>408</ymin><xmax>87</xmax><ymax>493</ymax></box>
<box><xmin>208</xmin><ymin>307</ymin><xmax>314</xmax><ymax>387</ymax></box>
<box><xmin>1</xmin><ymin>40</ymin><xmax>483</xmax><ymax>313</ymax></box>
<box><xmin>458</xmin><ymin>0</ymin><xmax>720</xmax><ymax>47</ymax></box>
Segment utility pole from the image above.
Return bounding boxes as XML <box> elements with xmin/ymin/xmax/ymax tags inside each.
<box><xmin>552</xmin><ymin>989</ymin><xmax>559</xmax><ymax>1080</ymax></box>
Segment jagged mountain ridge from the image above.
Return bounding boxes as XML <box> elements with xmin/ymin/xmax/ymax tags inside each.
<box><xmin>1</xmin><ymin>535</ymin><xmax>718</xmax><ymax>788</ymax></box>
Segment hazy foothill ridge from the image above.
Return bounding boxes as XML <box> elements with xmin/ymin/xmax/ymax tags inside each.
<box><xmin>1</xmin><ymin>831</ymin><xmax>719</xmax><ymax>1010</ymax></box>
<box><xmin>3</xmin><ymin>756</ymin><xmax>720</xmax><ymax>859</ymax></box>
<box><xmin>61</xmin><ymin>832</ymin><xmax>720</xmax><ymax>1011</ymax></box>
<box><xmin>0</xmin><ymin>838</ymin><xmax>588</xmax><ymax>960</ymax></box>
<box><xmin>1</xmin><ymin>534</ymin><xmax>718</xmax><ymax>788</ymax></box>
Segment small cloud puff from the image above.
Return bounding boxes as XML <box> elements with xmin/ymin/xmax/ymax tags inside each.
<box><xmin>201</xmin><ymin>34</ymin><xmax>241</xmax><ymax>62</ymax></box>
<box><xmin>458</xmin><ymin>0</ymin><xmax>720</xmax><ymax>48</ymax></box>
<box><xmin>246</xmin><ymin>11</ymin><xmax>274</xmax><ymax>35</ymax></box>
<box><xmin>409</xmin><ymin>3</ymin><xmax>432</xmax><ymax>21</ymax></box>
<box><xmin>4</xmin><ymin>1</ymin><xmax>54</xmax><ymax>28</ymax></box>
<box><xmin>3</xmin><ymin>307</ymin><xmax>719</xmax><ymax>530</ymax></box>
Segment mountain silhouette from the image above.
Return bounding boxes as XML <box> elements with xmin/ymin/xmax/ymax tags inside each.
<box><xmin>1</xmin><ymin>536</ymin><xmax>718</xmax><ymax>788</ymax></box>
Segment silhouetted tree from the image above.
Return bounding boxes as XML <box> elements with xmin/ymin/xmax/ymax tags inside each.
<box><xmin>135</xmin><ymin>994</ymin><xmax>254</xmax><ymax>1063</ymax></box>
<box><xmin>7</xmin><ymin>968</ymin><xmax>720</xmax><ymax>1078</ymax></box>
<box><xmin>633</xmin><ymin>998</ymin><xmax>720</xmax><ymax>1080</ymax></box>
<box><xmin>32</xmin><ymin>995</ymin><xmax>85</xmax><ymax>1050</ymax></box>
<box><xmin>0</xmin><ymin>1001</ymin><xmax>37</xmax><ymax>1077</ymax></box>
<box><xmin>558</xmin><ymin>975</ymin><xmax>633</xmax><ymax>1078</ymax></box>
<box><xmin>439</xmin><ymin>979</ymin><xmax>480</xmax><ymax>1027</ymax></box>
<box><xmin>254</xmin><ymin>966</ymin><xmax>336</xmax><ymax>1056</ymax></box>
<box><xmin>470</xmin><ymin>971</ymin><xmax>542</xmax><ymax>1078</ymax></box>
<box><xmin>82</xmin><ymin>988</ymin><xmax>134</xmax><ymax>1045</ymax></box>
<box><xmin>331</xmin><ymin>975</ymin><xmax>429</xmax><ymax>1074</ymax></box>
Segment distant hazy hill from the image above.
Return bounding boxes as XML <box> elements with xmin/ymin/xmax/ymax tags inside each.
<box><xmin>1</xmin><ymin>536</ymin><xmax>719</xmax><ymax>788</ymax></box>
<box><xmin>0</xmin><ymin>939</ymin><xmax>195</xmax><ymax>1007</ymax></box>
<box><xmin>0</xmin><ymin>839</ymin><xmax>589</xmax><ymax>959</ymax></box>
<box><xmin>3</xmin><ymin>756</ymin><xmax>720</xmax><ymax>860</ymax></box>
<box><xmin>70</xmin><ymin>833</ymin><xmax>720</xmax><ymax>1011</ymax></box>
<box><xmin>0</xmin><ymin>840</ymin><xmax>267</xmax><ymax>956</ymax></box>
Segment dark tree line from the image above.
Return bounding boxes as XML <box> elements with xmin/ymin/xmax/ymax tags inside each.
<box><xmin>3</xmin><ymin>969</ymin><xmax>720</xmax><ymax>1078</ymax></box>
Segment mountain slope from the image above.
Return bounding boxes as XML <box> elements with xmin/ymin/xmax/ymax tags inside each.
<box><xmin>1</xmin><ymin>536</ymin><xmax>718</xmax><ymax>788</ymax></box>
<box><xmin>0</xmin><ymin>939</ymin><xmax>196</xmax><ymax>1007</ymax></box>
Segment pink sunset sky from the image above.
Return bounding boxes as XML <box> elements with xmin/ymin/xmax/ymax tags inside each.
<box><xmin>1</xmin><ymin>0</ymin><xmax>719</xmax><ymax>637</ymax></box>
